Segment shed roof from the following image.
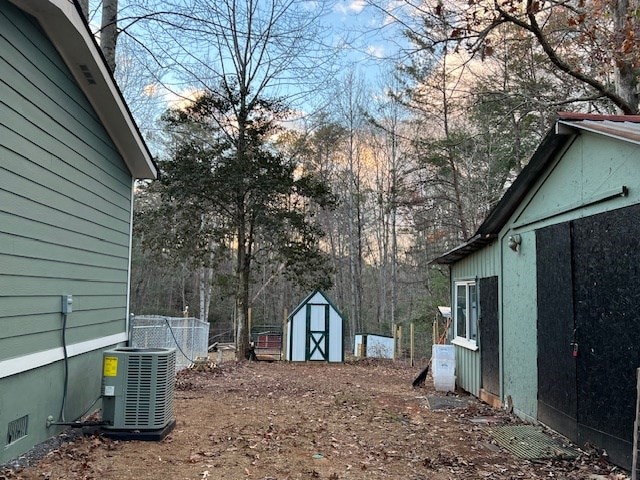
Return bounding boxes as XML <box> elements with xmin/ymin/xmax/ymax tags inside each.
<box><xmin>431</xmin><ymin>113</ymin><xmax>640</xmax><ymax>265</ymax></box>
<box><xmin>10</xmin><ymin>0</ymin><xmax>157</xmax><ymax>180</ymax></box>
<box><xmin>287</xmin><ymin>290</ymin><xmax>344</xmax><ymax>321</ymax></box>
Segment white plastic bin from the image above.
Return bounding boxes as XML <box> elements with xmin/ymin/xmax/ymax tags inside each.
<box><xmin>432</xmin><ymin>344</ymin><xmax>455</xmax><ymax>361</ymax></box>
<box><xmin>432</xmin><ymin>358</ymin><xmax>455</xmax><ymax>377</ymax></box>
<box><xmin>434</xmin><ymin>375</ymin><xmax>456</xmax><ymax>392</ymax></box>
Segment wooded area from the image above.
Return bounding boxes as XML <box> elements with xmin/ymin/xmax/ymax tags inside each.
<box><xmin>85</xmin><ymin>0</ymin><xmax>639</xmax><ymax>358</ymax></box>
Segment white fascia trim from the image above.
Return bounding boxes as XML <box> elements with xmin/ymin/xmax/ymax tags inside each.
<box><xmin>9</xmin><ymin>0</ymin><xmax>157</xmax><ymax>180</ymax></box>
<box><xmin>0</xmin><ymin>332</ymin><xmax>128</xmax><ymax>379</ymax></box>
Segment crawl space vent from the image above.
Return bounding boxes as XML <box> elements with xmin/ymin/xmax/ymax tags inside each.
<box><xmin>7</xmin><ymin>415</ymin><xmax>28</xmax><ymax>444</ymax></box>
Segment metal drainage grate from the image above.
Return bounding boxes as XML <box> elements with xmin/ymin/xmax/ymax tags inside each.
<box><xmin>7</xmin><ymin>415</ymin><xmax>28</xmax><ymax>445</ymax></box>
<box><xmin>481</xmin><ymin>425</ymin><xmax>579</xmax><ymax>460</ymax></box>
<box><xmin>426</xmin><ymin>395</ymin><xmax>471</xmax><ymax>411</ymax></box>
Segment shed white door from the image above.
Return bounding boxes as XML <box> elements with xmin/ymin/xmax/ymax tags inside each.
<box><xmin>306</xmin><ymin>304</ymin><xmax>329</xmax><ymax>361</ymax></box>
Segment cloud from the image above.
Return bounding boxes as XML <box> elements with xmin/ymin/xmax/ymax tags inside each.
<box><xmin>302</xmin><ymin>0</ymin><xmax>321</xmax><ymax>11</ymax></box>
<box><xmin>366</xmin><ymin>44</ymin><xmax>385</xmax><ymax>59</ymax></box>
<box><xmin>165</xmin><ymin>88</ymin><xmax>204</xmax><ymax>110</ymax></box>
<box><xmin>334</xmin><ymin>0</ymin><xmax>366</xmax><ymax>15</ymax></box>
<box><xmin>142</xmin><ymin>84</ymin><xmax>204</xmax><ymax>110</ymax></box>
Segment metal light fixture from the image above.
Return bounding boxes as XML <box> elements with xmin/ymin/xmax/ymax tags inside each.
<box><xmin>508</xmin><ymin>234</ymin><xmax>521</xmax><ymax>252</ymax></box>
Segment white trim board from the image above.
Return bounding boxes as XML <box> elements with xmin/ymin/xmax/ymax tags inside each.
<box><xmin>0</xmin><ymin>332</ymin><xmax>127</xmax><ymax>379</ymax></box>
<box><xmin>452</xmin><ymin>337</ymin><xmax>479</xmax><ymax>351</ymax></box>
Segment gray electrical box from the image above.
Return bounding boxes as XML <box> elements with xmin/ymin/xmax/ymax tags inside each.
<box><xmin>101</xmin><ymin>347</ymin><xmax>176</xmax><ymax>430</ymax></box>
<box><xmin>61</xmin><ymin>295</ymin><xmax>73</xmax><ymax>314</ymax></box>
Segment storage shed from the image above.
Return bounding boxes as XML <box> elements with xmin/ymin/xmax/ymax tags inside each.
<box><xmin>432</xmin><ymin>113</ymin><xmax>640</xmax><ymax>469</ymax></box>
<box><xmin>285</xmin><ymin>291</ymin><xmax>344</xmax><ymax>362</ymax></box>
<box><xmin>354</xmin><ymin>333</ymin><xmax>394</xmax><ymax>359</ymax></box>
<box><xmin>0</xmin><ymin>0</ymin><xmax>156</xmax><ymax>464</ymax></box>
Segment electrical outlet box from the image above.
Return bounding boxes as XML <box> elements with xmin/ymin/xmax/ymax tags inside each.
<box><xmin>62</xmin><ymin>294</ymin><xmax>73</xmax><ymax>314</ymax></box>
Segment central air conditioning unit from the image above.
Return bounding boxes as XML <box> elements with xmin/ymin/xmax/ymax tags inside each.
<box><xmin>101</xmin><ymin>347</ymin><xmax>176</xmax><ymax>433</ymax></box>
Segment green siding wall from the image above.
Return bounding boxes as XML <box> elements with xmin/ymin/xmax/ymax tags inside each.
<box><xmin>449</xmin><ymin>131</ymin><xmax>640</xmax><ymax>419</ymax></box>
<box><xmin>450</xmin><ymin>242</ymin><xmax>498</xmax><ymax>396</ymax></box>
<box><xmin>512</xmin><ymin>133</ymin><xmax>640</xmax><ymax>230</ymax></box>
<box><xmin>499</xmin><ymin>230</ymin><xmax>537</xmax><ymax>421</ymax></box>
<box><xmin>455</xmin><ymin>345</ymin><xmax>481</xmax><ymax>396</ymax></box>
<box><xmin>452</xmin><ymin>242</ymin><xmax>499</xmax><ymax>279</ymax></box>
<box><xmin>0</xmin><ymin>1</ymin><xmax>133</xmax><ymax>462</ymax></box>
<box><xmin>0</xmin><ymin>2</ymin><xmax>132</xmax><ymax>361</ymax></box>
<box><xmin>0</xmin><ymin>349</ymin><xmax>105</xmax><ymax>463</ymax></box>
<box><xmin>499</xmin><ymin>132</ymin><xmax>640</xmax><ymax>422</ymax></box>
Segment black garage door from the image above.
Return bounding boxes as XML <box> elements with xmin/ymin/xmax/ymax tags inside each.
<box><xmin>536</xmin><ymin>203</ymin><xmax>640</xmax><ymax>469</ymax></box>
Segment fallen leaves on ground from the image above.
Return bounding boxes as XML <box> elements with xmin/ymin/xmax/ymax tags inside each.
<box><xmin>1</xmin><ymin>359</ymin><xmax>630</xmax><ymax>479</ymax></box>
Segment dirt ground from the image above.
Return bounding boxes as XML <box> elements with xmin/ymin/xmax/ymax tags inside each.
<box><xmin>0</xmin><ymin>358</ymin><xmax>631</xmax><ymax>480</ymax></box>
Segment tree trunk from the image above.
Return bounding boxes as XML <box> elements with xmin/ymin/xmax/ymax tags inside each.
<box><xmin>390</xmin><ymin>150</ymin><xmax>398</xmax><ymax>331</ymax></box>
<box><xmin>100</xmin><ymin>0</ymin><xmax>118</xmax><ymax>72</ymax></box>
<box><xmin>234</xmin><ymin>195</ymin><xmax>247</xmax><ymax>358</ymax></box>
<box><xmin>614</xmin><ymin>0</ymin><xmax>639</xmax><ymax>112</ymax></box>
<box><xmin>441</xmin><ymin>52</ymin><xmax>469</xmax><ymax>240</ymax></box>
<box><xmin>235</xmin><ymin>242</ymin><xmax>251</xmax><ymax>360</ymax></box>
<box><xmin>234</xmin><ymin>103</ymin><xmax>251</xmax><ymax>361</ymax></box>
<box><xmin>77</xmin><ymin>0</ymin><xmax>89</xmax><ymax>21</ymax></box>
<box><xmin>347</xmin><ymin>142</ymin><xmax>363</xmax><ymax>338</ymax></box>
<box><xmin>198</xmin><ymin>266</ymin><xmax>213</xmax><ymax>322</ymax></box>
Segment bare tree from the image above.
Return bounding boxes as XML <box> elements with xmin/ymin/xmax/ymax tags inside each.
<box><xmin>366</xmin><ymin>76</ymin><xmax>410</xmax><ymax>332</ymax></box>
<box><xmin>371</xmin><ymin>0</ymin><xmax>640</xmax><ymax>113</ymax></box>
<box><xmin>99</xmin><ymin>0</ymin><xmax>336</xmax><ymax>358</ymax></box>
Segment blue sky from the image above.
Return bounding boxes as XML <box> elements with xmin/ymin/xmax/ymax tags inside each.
<box><xmin>329</xmin><ymin>0</ymin><xmax>405</xmax><ymax>77</ymax></box>
<box><xmin>94</xmin><ymin>0</ymin><xmax>411</xmax><ymax>130</ymax></box>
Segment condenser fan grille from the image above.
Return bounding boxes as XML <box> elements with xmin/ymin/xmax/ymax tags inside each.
<box><xmin>124</xmin><ymin>354</ymin><xmax>153</xmax><ymax>426</ymax></box>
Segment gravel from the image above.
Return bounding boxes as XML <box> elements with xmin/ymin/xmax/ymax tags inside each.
<box><xmin>0</xmin><ymin>428</ymin><xmax>87</xmax><ymax>473</ymax></box>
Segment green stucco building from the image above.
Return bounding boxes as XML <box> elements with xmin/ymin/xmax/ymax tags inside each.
<box><xmin>433</xmin><ymin>113</ymin><xmax>640</xmax><ymax>469</ymax></box>
<box><xmin>1</xmin><ymin>0</ymin><xmax>156</xmax><ymax>464</ymax></box>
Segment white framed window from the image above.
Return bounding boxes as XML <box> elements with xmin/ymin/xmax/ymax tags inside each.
<box><xmin>453</xmin><ymin>281</ymin><xmax>478</xmax><ymax>350</ymax></box>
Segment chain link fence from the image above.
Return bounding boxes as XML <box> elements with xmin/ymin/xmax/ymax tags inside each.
<box><xmin>130</xmin><ymin>315</ymin><xmax>210</xmax><ymax>371</ymax></box>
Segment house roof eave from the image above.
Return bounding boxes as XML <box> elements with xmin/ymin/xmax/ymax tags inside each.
<box><xmin>12</xmin><ymin>0</ymin><xmax>157</xmax><ymax>180</ymax></box>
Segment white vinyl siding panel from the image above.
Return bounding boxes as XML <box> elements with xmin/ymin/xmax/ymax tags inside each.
<box><xmin>288</xmin><ymin>312</ymin><xmax>307</xmax><ymax>361</ymax></box>
<box><xmin>328</xmin><ymin>308</ymin><xmax>343</xmax><ymax>362</ymax></box>
<box><xmin>0</xmin><ymin>4</ymin><xmax>132</xmax><ymax>362</ymax></box>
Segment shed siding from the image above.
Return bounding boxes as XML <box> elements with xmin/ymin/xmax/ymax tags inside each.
<box><xmin>497</xmin><ymin>132</ymin><xmax>640</xmax><ymax>422</ymax></box>
<box><xmin>0</xmin><ymin>1</ymin><xmax>132</xmax><ymax>365</ymax></box>
<box><xmin>288</xmin><ymin>311</ymin><xmax>307</xmax><ymax>361</ymax></box>
<box><xmin>450</xmin><ymin>243</ymin><xmax>498</xmax><ymax>398</ymax></box>
<box><xmin>451</xmin><ymin>242</ymin><xmax>499</xmax><ymax>280</ymax></box>
<box><xmin>499</xmin><ymin>230</ymin><xmax>538</xmax><ymax>421</ymax></box>
<box><xmin>328</xmin><ymin>308</ymin><xmax>343</xmax><ymax>362</ymax></box>
<box><xmin>455</xmin><ymin>345</ymin><xmax>481</xmax><ymax>396</ymax></box>
<box><xmin>286</xmin><ymin>291</ymin><xmax>344</xmax><ymax>362</ymax></box>
<box><xmin>511</xmin><ymin>133</ymin><xmax>640</xmax><ymax>231</ymax></box>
